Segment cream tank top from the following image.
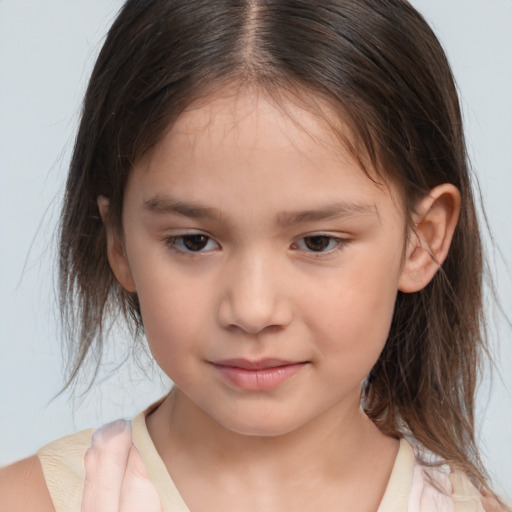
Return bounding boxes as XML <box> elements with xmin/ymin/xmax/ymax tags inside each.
<box><xmin>37</xmin><ymin>402</ymin><xmax>486</xmax><ymax>512</ymax></box>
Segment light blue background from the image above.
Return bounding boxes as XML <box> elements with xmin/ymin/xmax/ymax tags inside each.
<box><xmin>0</xmin><ymin>0</ymin><xmax>510</xmax><ymax>500</ymax></box>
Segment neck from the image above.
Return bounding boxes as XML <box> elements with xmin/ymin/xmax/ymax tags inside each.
<box><xmin>146</xmin><ymin>387</ymin><xmax>394</xmax><ymax>483</ymax></box>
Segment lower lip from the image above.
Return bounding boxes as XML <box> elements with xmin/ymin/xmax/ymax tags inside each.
<box><xmin>213</xmin><ymin>363</ymin><xmax>305</xmax><ymax>391</ymax></box>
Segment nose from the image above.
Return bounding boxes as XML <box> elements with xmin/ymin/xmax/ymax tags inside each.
<box><xmin>217</xmin><ymin>252</ymin><xmax>293</xmax><ymax>335</ymax></box>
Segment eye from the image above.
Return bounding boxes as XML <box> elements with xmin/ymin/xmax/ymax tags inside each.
<box><xmin>293</xmin><ymin>235</ymin><xmax>343</xmax><ymax>253</ymax></box>
<box><xmin>166</xmin><ymin>234</ymin><xmax>220</xmax><ymax>253</ymax></box>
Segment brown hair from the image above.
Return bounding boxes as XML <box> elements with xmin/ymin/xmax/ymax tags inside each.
<box><xmin>60</xmin><ymin>0</ymin><xmax>495</xmax><ymax>498</ymax></box>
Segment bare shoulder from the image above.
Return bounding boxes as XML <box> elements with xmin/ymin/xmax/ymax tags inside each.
<box><xmin>0</xmin><ymin>455</ymin><xmax>55</xmax><ymax>512</ymax></box>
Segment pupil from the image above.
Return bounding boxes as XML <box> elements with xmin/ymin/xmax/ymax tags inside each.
<box><xmin>305</xmin><ymin>236</ymin><xmax>330</xmax><ymax>251</ymax></box>
<box><xmin>183</xmin><ymin>235</ymin><xmax>208</xmax><ymax>251</ymax></box>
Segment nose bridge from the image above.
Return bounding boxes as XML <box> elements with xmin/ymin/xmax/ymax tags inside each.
<box><xmin>218</xmin><ymin>246</ymin><xmax>291</xmax><ymax>334</ymax></box>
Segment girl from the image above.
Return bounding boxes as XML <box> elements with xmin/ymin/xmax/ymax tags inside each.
<box><xmin>0</xmin><ymin>0</ymin><xmax>509</xmax><ymax>510</ymax></box>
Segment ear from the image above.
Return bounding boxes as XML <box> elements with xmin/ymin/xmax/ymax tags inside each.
<box><xmin>97</xmin><ymin>196</ymin><xmax>136</xmax><ymax>293</ymax></box>
<box><xmin>398</xmin><ymin>184</ymin><xmax>460</xmax><ymax>293</ymax></box>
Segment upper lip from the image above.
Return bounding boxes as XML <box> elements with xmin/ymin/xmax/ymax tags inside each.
<box><xmin>211</xmin><ymin>358</ymin><xmax>302</xmax><ymax>370</ymax></box>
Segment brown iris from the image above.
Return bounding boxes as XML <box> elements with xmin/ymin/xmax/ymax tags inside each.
<box><xmin>182</xmin><ymin>234</ymin><xmax>210</xmax><ymax>251</ymax></box>
<box><xmin>303</xmin><ymin>236</ymin><xmax>332</xmax><ymax>252</ymax></box>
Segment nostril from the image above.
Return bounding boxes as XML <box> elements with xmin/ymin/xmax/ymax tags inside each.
<box><xmin>217</xmin><ymin>292</ymin><xmax>293</xmax><ymax>335</ymax></box>
<box><xmin>216</xmin><ymin>260</ymin><xmax>293</xmax><ymax>334</ymax></box>
<box><xmin>225</xmin><ymin>322</ymin><xmax>285</xmax><ymax>335</ymax></box>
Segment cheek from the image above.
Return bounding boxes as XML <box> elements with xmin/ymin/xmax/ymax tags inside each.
<box><xmin>127</xmin><ymin>252</ymin><xmax>213</xmax><ymax>369</ymax></box>
<box><xmin>304</xmin><ymin>249</ymin><xmax>401</xmax><ymax>372</ymax></box>
<box><xmin>135</xmin><ymin>281</ymin><xmax>209</xmax><ymax>388</ymax></box>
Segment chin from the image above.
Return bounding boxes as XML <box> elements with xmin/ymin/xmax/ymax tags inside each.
<box><xmin>214</xmin><ymin>411</ymin><xmax>305</xmax><ymax>438</ymax></box>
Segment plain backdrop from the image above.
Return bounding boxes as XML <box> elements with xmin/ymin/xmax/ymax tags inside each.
<box><xmin>0</xmin><ymin>0</ymin><xmax>511</xmax><ymax>500</ymax></box>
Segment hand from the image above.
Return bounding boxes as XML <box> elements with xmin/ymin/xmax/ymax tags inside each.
<box><xmin>81</xmin><ymin>420</ymin><xmax>163</xmax><ymax>512</ymax></box>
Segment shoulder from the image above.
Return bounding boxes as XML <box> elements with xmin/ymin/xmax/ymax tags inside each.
<box><xmin>0</xmin><ymin>428</ymin><xmax>95</xmax><ymax>512</ymax></box>
<box><xmin>449</xmin><ymin>469</ymin><xmax>510</xmax><ymax>512</ymax></box>
<box><xmin>0</xmin><ymin>412</ymin><xmax>151</xmax><ymax>512</ymax></box>
<box><xmin>37</xmin><ymin>428</ymin><xmax>95</xmax><ymax>512</ymax></box>
<box><xmin>0</xmin><ymin>455</ymin><xmax>55</xmax><ymax>512</ymax></box>
<box><xmin>481</xmin><ymin>493</ymin><xmax>510</xmax><ymax>512</ymax></box>
<box><xmin>411</xmin><ymin>460</ymin><xmax>509</xmax><ymax>512</ymax></box>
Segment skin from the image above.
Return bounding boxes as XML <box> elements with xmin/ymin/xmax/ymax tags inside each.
<box><xmin>102</xmin><ymin>87</ymin><xmax>460</xmax><ymax>511</ymax></box>
<box><xmin>0</xmin><ymin>87</ymin><xmax>461</xmax><ymax>511</ymax></box>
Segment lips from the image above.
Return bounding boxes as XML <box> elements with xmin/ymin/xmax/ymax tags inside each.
<box><xmin>211</xmin><ymin>358</ymin><xmax>307</xmax><ymax>390</ymax></box>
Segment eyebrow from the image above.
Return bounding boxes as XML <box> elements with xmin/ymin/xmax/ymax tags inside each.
<box><xmin>143</xmin><ymin>195</ymin><xmax>378</xmax><ymax>226</ymax></box>
<box><xmin>144</xmin><ymin>196</ymin><xmax>222</xmax><ymax>220</ymax></box>
<box><xmin>276</xmin><ymin>201</ymin><xmax>378</xmax><ymax>227</ymax></box>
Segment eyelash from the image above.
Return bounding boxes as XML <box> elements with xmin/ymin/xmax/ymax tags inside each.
<box><xmin>165</xmin><ymin>234</ymin><xmax>220</xmax><ymax>254</ymax></box>
<box><xmin>291</xmin><ymin>234</ymin><xmax>345</xmax><ymax>254</ymax></box>
<box><xmin>164</xmin><ymin>233</ymin><xmax>346</xmax><ymax>256</ymax></box>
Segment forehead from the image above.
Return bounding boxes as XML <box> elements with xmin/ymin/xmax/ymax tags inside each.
<box><xmin>129</xmin><ymin>87</ymin><xmax>403</xmax><ymax>220</ymax></box>
<box><xmin>151</xmin><ymin>87</ymin><xmax>348</xmax><ymax>166</ymax></box>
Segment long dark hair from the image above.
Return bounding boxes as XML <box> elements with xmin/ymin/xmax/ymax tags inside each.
<box><xmin>60</xmin><ymin>0</ymin><xmax>492</xmax><ymax>496</ymax></box>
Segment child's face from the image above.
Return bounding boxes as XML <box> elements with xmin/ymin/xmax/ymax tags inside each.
<box><xmin>115</xmin><ymin>88</ymin><xmax>408</xmax><ymax>436</ymax></box>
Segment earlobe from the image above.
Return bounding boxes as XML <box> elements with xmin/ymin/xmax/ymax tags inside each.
<box><xmin>97</xmin><ymin>196</ymin><xmax>136</xmax><ymax>293</ymax></box>
<box><xmin>398</xmin><ymin>184</ymin><xmax>461</xmax><ymax>293</ymax></box>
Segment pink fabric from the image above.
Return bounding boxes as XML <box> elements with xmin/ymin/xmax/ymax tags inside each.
<box><xmin>409</xmin><ymin>460</ymin><xmax>454</xmax><ymax>512</ymax></box>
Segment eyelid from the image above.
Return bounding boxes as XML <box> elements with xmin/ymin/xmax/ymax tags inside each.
<box><xmin>162</xmin><ymin>230</ymin><xmax>348</xmax><ymax>256</ymax></box>
<box><xmin>164</xmin><ymin>231</ymin><xmax>221</xmax><ymax>254</ymax></box>
<box><xmin>291</xmin><ymin>232</ymin><xmax>349</xmax><ymax>254</ymax></box>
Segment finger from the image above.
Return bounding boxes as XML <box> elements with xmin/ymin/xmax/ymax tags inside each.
<box><xmin>81</xmin><ymin>419</ymin><xmax>133</xmax><ymax>512</ymax></box>
<box><xmin>120</xmin><ymin>445</ymin><xmax>162</xmax><ymax>512</ymax></box>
